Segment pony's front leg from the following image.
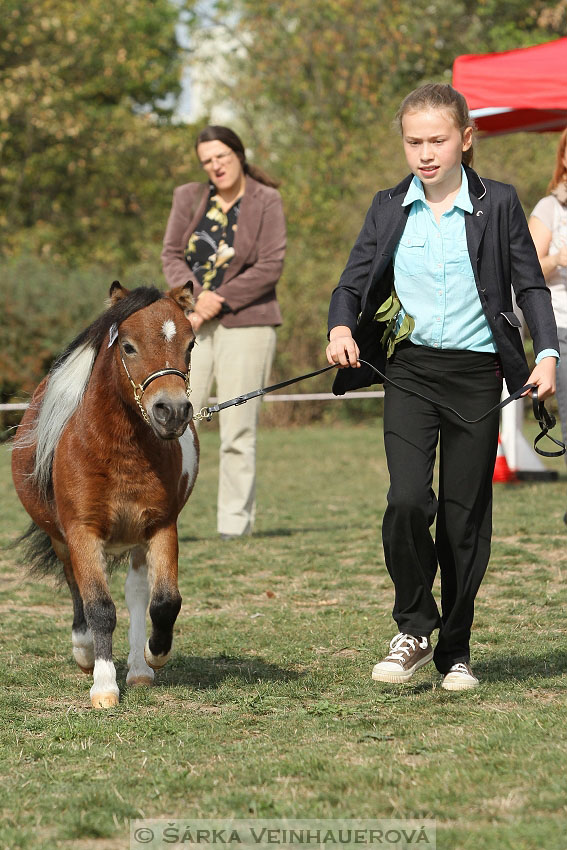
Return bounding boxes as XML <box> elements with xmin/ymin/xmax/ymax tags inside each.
<box><xmin>144</xmin><ymin>526</ymin><xmax>182</xmax><ymax>672</ymax></box>
<box><xmin>53</xmin><ymin>539</ymin><xmax>95</xmax><ymax>675</ymax></box>
<box><xmin>125</xmin><ymin>546</ymin><xmax>155</xmax><ymax>687</ymax></box>
<box><xmin>67</xmin><ymin>532</ymin><xmax>119</xmax><ymax>709</ymax></box>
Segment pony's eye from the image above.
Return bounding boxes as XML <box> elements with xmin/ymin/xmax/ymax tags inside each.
<box><xmin>122</xmin><ymin>342</ymin><xmax>136</xmax><ymax>355</ymax></box>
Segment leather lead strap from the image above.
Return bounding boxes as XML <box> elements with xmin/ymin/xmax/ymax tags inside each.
<box><xmin>196</xmin><ymin>357</ymin><xmax>565</xmax><ymax>458</ymax></box>
<box><xmin>356</xmin><ymin>358</ymin><xmax>565</xmax><ymax>458</ymax></box>
<box><xmin>195</xmin><ymin>364</ymin><xmax>336</xmax><ymax>421</ymax></box>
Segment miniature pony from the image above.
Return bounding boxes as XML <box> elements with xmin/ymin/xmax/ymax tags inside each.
<box><xmin>12</xmin><ymin>282</ymin><xmax>199</xmax><ymax>708</ymax></box>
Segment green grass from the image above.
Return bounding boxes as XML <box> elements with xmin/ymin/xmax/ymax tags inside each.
<box><xmin>1</xmin><ymin>420</ymin><xmax>567</xmax><ymax>850</ymax></box>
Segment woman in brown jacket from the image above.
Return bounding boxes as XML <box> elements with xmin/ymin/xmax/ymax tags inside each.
<box><xmin>162</xmin><ymin>126</ymin><xmax>286</xmax><ymax>539</ymax></box>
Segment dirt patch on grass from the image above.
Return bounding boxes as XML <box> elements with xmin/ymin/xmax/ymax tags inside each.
<box><xmin>332</xmin><ymin>648</ymin><xmax>362</xmax><ymax>658</ymax></box>
<box><xmin>0</xmin><ymin>603</ymin><xmax>65</xmax><ymax>617</ymax></box>
<box><xmin>481</xmin><ymin>789</ymin><xmax>527</xmax><ymax>817</ymax></box>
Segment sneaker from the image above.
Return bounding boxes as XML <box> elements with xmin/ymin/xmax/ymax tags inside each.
<box><xmin>441</xmin><ymin>662</ymin><xmax>479</xmax><ymax>691</ymax></box>
<box><xmin>372</xmin><ymin>633</ymin><xmax>433</xmax><ymax>683</ymax></box>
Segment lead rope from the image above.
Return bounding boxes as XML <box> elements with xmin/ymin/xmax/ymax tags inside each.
<box><xmin>356</xmin><ymin>357</ymin><xmax>565</xmax><ymax>458</ymax></box>
<box><xmin>193</xmin><ymin>358</ymin><xmax>565</xmax><ymax>458</ymax></box>
<box><xmin>192</xmin><ymin>363</ymin><xmax>337</xmax><ymax>421</ymax></box>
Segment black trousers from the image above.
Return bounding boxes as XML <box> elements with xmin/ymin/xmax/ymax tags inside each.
<box><xmin>382</xmin><ymin>342</ymin><xmax>503</xmax><ymax>673</ymax></box>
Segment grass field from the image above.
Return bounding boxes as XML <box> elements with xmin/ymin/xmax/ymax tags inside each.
<box><xmin>1</xmin><ymin>418</ymin><xmax>567</xmax><ymax>850</ymax></box>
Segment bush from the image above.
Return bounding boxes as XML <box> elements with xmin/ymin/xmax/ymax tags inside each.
<box><xmin>0</xmin><ymin>259</ymin><xmax>123</xmax><ymax>438</ymax></box>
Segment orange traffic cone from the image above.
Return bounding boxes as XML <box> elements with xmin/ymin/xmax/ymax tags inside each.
<box><xmin>493</xmin><ymin>435</ymin><xmax>517</xmax><ymax>483</ymax></box>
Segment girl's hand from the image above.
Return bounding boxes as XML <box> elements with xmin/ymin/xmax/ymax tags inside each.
<box><xmin>524</xmin><ymin>356</ymin><xmax>557</xmax><ymax>401</ymax></box>
<box><xmin>326</xmin><ymin>326</ymin><xmax>361</xmax><ymax>368</ymax></box>
<box><xmin>195</xmin><ymin>290</ymin><xmax>225</xmax><ymax>321</ymax></box>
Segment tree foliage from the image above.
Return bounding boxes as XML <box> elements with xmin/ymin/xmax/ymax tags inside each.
<box><xmin>183</xmin><ymin>0</ymin><xmax>562</xmax><ymax>384</ymax></box>
<box><xmin>0</xmin><ymin>0</ymin><xmax>200</xmax><ymax>266</ymax></box>
<box><xmin>1</xmin><ymin>0</ymin><xmax>565</xmax><ymax>423</ymax></box>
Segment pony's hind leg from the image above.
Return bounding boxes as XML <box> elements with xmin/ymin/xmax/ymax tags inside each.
<box><xmin>144</xmin><ymin>526</ymin><xmax>182</xmax><ymax>671</ymax></box>
<box><xmin>55</xmin><ymin>541</ymin><xmax>95</xmax><ymax>674</ymax></box>
<box><xmin>66</xmin><ymin>533</ymin><xmax>119</xmax><ymax>709</ymax></box>
<box><xmin>125</xmin><ymin>547</ymin><xmax>155</xmax><ymax>687</ymax></box>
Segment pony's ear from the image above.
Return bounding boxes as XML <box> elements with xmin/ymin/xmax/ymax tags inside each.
<box><xmin>169</xmin><ymin>282</ymin><xmax>195</xmax><ymax>318</ymax></box>
<box><xmin>109</xmin><ymin>280</ymin><xmax>129</xmax><ymax>305</ymax></box>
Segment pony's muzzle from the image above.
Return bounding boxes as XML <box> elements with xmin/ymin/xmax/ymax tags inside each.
<box><xmin>149</xmin><ymin>395</ymin><xmax>193</xmax><ymax>438</ymax></box>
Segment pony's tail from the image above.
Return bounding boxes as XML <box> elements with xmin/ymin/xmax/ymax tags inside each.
<box><xmin>12</xmin><ymin>522</ymin><xmax>63</xmax><ymax>580</ymax></box>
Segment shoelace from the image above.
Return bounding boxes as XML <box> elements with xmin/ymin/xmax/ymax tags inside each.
<box><xmin>386</xmin><ymin>632</ymin><xmax>428</xmax><ymax>661</ymax></box>
<box><xmin>447</xmin><ymin>663</ymin><xmax>472</xmax><ymax>675</ymax></box>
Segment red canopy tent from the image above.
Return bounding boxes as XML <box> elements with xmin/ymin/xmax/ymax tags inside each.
<box><xmin>452</xmin><ymin>38</ymin><xmax>567</xmax><ymax>136</ymax></box>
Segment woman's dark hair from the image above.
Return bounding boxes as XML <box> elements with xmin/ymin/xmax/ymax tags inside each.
<box><xmin>195</xmin><ymin>125</ymin><xmax>280</xmax><ymax>188</ymax></box>
<box><xmin>395</xmin><ymin>83</ymin><xmax>476</xmax><ymax>167</ymax></box>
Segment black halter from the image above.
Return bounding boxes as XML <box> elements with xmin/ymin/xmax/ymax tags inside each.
<box><xmin>120</xmin><ymin>355</ymin><xmax>191</xmax><ymax>425</ymax></box>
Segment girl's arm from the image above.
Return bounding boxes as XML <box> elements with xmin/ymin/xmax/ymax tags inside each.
<box><xmin>528</xmin><ymin>216</ymin><xmax>567</xmax><ymax>280</ymax></box>
<box><xmin>507</xmin><ymin>187</ymin><xmax>558</xmax><ymax>363</ymax></box>
<box><xmin>328</xmin><ymin>195</ymin><xmax>381</xmax><ymax>334</ymax></box>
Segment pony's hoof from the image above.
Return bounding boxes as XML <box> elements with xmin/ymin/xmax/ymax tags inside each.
<box><xmin>91</xmin><ymin>692</ymin><xmax>119</xmax><ymax>709</ymax></box>
<box><xmin>127</xmin><ymin>674</ymin><xmax>154</xmax><ymax>687</ymax></box>
<box><xmin>77</xmin><ymin>664</ymin><xmax>94</xmax><ymax>675</ymax></box>
<box><xmin>144</xmin><ymin>640</ymin><xmax>171</xmax><ymax>670</ymax></box>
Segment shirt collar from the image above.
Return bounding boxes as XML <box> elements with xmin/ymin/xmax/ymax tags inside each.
<box><xmin>402</xmin><ymin>166</ymin><xmax>473</xmax><ymax>213</ymax></box>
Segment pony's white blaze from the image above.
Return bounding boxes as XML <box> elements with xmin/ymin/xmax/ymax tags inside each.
<box><xmin>162</xmin><ymin>319</ymin><xmax>177</xmax><ymax>342</ymax></box>
<box><xmin>90</xmin><ymin>659</ymin><xmax>119</xmax><ymax>703</ymax></box>
<box><xmin>179</xmin><ymin>426</ymin><xmax>198</xmax><ymax>501</ymax></box>
<box><xmin>125</xmin><ymin>558</ymin><xmax>154</xmax><ymax>685</ymax></box>
<box><xmin>18</xmin><ymin>343</ymin><xmax>97</xmax><ymax>496</ymax></box>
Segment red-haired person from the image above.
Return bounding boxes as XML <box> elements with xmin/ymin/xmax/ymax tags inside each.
<box><xmin>529</xmin><ymin>128</ymin><xmax>567</xmax><ymax>517</ymax></box>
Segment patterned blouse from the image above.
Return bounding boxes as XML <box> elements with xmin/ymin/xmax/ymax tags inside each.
<box><xmin>185</xmin><ymin>190</ymin><xmax>241</xmax><ymax>291</ymax></box>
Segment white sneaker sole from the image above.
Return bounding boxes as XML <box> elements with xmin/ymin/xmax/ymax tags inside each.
<box><xmin>371</xmin><ymin>650</ymin><xmax>433</xmax><ymax>683</ymax></box>
<box><xmin>441</xmin><ymin>675</ymin><xmax>479</xmax><ymax>691</ymax></box>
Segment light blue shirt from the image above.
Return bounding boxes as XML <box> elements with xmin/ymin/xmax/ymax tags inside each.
<box><xmin>394</xmin><ymin>168</ymin><xmax>557</xmax><ymax>364</ymax></box>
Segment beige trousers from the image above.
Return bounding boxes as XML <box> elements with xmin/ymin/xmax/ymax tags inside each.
<box><xmin>189</xmin><ymin>321</ymin><xmax>277</xmax><ymax>535</ymax></box>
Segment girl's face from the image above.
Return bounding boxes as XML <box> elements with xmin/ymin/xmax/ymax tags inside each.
<box><xmin>401</xmin><ymin>108</ymin><xmax>473</xmax><ymax>197</ymax></box>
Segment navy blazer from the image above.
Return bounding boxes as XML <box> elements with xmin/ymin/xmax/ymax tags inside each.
<box><xmin>328</xmin><ymin>165</ymin><xmax>558</xmax><ymax>395</ymax></box>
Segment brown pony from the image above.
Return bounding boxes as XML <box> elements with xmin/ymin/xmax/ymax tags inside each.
<box><xmin>12</xmin><ymin>282</ymin><xmax>199</xmax><ymax>709</ymax></box>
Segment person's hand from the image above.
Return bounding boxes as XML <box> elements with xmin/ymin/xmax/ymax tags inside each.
<box><xmin>524</xmin><ymin>356</ymin><xmax>557</xmax><ymax>401</ymax></box>
<box><xmin>326</xmin><ymin>326</ymin><xmax>360</xmax><ymax>368</ymax></box>
<box><xmin>194</xmin><ymin>290</ymin><xmax>225</xmax><ymax>321</ymax></box>
<box><xmin>555</xmin><ymin>246</ymin><xmax>567</xmax><ymax>269</ymax></box>
<box><xmin>189</xmin><ymin>312</ymin><xmax>204</xmax><ymax>333</ymax></box>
